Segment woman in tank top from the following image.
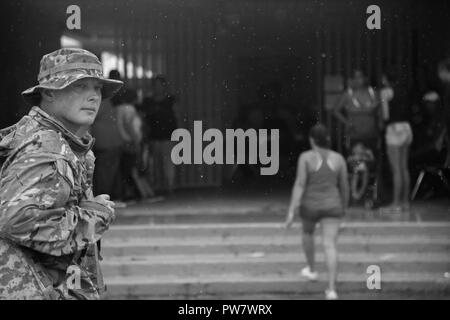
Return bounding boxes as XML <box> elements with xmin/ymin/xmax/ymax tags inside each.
<box><xmin>286</xmin><ymin>124</ymin><xmax>349</xmax><ymax>300</ymax></box>
<box><xmin>334</xmin><ymin>69</ymin><xmax>381</xmax><ymax>152</ymax></box>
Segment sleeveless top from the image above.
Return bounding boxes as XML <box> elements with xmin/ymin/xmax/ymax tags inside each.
<box><xmin>346</xmin><ymin>87</ymin><xmax>378</xmax><ymax>139</ymax></box>
<box><xmin>301</xmin><ymin>151</ymin><xmax>343</xmax><ymax>213</ymax></box>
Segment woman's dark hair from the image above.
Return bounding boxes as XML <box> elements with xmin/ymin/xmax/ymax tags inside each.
<box><xmin>309</xmin><ymin>123</ymin><xmax>330</xmax><ymax>148</ymax></box>
<box><xmin>109</xmin><ymin>69</ymin><xmax>122</xmax><ymax>81</ymax></box>
<box><xmin>349</xmin><ymin>68</ymin><xmax>369</xmax><ymax>88</ymax></box>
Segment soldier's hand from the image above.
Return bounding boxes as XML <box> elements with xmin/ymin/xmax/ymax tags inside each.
<box><xmin>93</xmin><ymin>194</ymin><xmax>115</xmax><ymax>212</ymax></box>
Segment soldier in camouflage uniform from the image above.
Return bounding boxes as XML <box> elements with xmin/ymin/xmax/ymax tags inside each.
<box><xmin>0</xmin><ymin>48</ymin><xmax>123</xmax><ymax>299</ymax></box>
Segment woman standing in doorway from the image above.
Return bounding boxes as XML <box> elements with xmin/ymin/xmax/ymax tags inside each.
<box><xmin>334</xmin><ymin>69</ymin><xmax>380</xmax><ymax>153</ymax></box>
<box><xmin>286</xmin><ymin>124</ymin><xmax>349</xmax><ymax>300</ymax></box>
<box><xmin>141</xmin><ymin>75</ymin><xmax>178</xmax><ymax>194</ymax></box>
<box><xmin>380</xmin><ymin>70</ymin><xmax>413</xmax><ymax>213</ymax></box>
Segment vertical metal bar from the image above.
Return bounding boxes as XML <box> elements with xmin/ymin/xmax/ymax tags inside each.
<box><xmin>122</xmin><ymin>25</ymin><xmax>129</xmax><ymax>80</ymax></box>
<box><xmin>376</xmin><ymin>23</ymin><xmax>382</xmax><ymax>86</ymax></box>
<box><xmin>355</xmin><ymin>24</ymin><xmax>361</xmax><ymax>70</ymax></box>
<box><xmin>324</xmin><ymin>24</ymin><xmax>331</xmax><ymax>78</ymax></box>
<box><xmin>405</xmin><ymin>16</ymin><xmax>412</xmax><ymax>88</ymax></box>
<box><xmin>113</xmin><ymin>8</ymin><xmax>120</xmax><ymax>71</ymax></box>
<box><xmin>212</xmin><ymin>12</ymin><xmax>223</xmax><ymax>186</ymax></box>
<box><xmin>345</xmin><ymin>16</ymin><xmax>351</xmax><ymax>79</ymax></box>
<box><xmin>130</xmin><ymin>21</ymin><xmax>138</xmax><ymax>88</ymax></box>
<box><xmin>177</xmin><ymin>9</ymin><xmax>187</xmax><ymax>188</ymax></box>
<box><xmin>316</xmin><ymin>28</ymin><xmax>323</xmax><ymax>123</ymax></box>
<box><xmin>397</xmin><ymin>16</ymin><xmax>404</xmax><ymax>78</ymax></box>
<box><xmin>335</xmin><ymin>20</ymin><xmax>342</xmax><ymax>76</ymax></box>
<box><xmin>141</xmin><ymin>16</ymin><xmax>149</xmax><ymax>95</ymax></box>
<box><xmin>186</xmin><ymin>9</ymin><xmax>195</xmax><ymax>188</ymax></box>
<box><xmin>366</xmin><ymin>29</ymin><xmax>372</xmax><ymax>85</ymax></box>
<box><xmin>386</xmin><ymin>13</ymin><xmax>392</xmax><ymax>69</ymax></box>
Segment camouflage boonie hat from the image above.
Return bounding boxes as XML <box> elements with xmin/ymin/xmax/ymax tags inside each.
<box><xmin>22</xmin><ymin>48</ymin><xmax>123</xmax><ymax>105</ymax></box>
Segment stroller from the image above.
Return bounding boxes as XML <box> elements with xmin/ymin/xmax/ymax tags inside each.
<box><xmin>346</xmin><ymin>138</ymin><xmax>382</xmax><ymax>209</ymax></box>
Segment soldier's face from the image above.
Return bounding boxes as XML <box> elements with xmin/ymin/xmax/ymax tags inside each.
<box><xmin>51</xmin><ymin>78</ymin><xmax>103</xmax><ymax>130</ymax></box>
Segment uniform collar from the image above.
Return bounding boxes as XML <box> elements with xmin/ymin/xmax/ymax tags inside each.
<box><xmin>30</xmin><ymin>106</ymin><xmax>95</xmax><ymax>154</ymax></box>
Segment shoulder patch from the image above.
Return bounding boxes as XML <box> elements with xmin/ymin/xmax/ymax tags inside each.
<box><xmin>30</xmin><ymin>130</ymin><xmax>67</xmax><ymax>155</ymax></box>
<box><xmin>18</xmin><ymin>129</ymin><xmax>77</xmax><ymax>162</ymax></box>
<box><xmin>10</xmin><ymin>129</ymin><xmax>79</xmax><ymax>171</ymax></box>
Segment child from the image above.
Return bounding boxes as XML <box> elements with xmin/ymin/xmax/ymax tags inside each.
<box><xmin>347</xmin><ymin>143</ymin><xmax>375</xmax><ymax>201</ymax></box>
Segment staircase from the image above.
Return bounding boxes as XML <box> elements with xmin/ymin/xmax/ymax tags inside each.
<box><xmin>100</xmin><ymin>221</ymin><xmax>450</xmax><ymax>299</ymax></box>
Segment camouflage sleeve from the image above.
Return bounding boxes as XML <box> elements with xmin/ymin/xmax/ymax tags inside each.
<box><xmin>0</xmin><ymin>150</ymin><xmax>114</xmax><ymax>256</ymax></box>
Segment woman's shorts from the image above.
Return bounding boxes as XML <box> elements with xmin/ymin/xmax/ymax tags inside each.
<box><xmin>300</xmin><ymin>206</ymin><xmax>344</xmax><ymax>234</ymax></box>
<box><xmin>385</xmin><ymin>122</ymin><xmax>413</xmax><ymax>147</ymax></box>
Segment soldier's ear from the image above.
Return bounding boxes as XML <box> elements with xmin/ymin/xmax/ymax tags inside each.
<box><xmin>41</xmin><ymin>89</ymin><xmax>56</xmax><ymax>102</ymax></box>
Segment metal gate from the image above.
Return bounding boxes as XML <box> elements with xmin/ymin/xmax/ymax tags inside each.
<box><xmin>109</xmin><ymin>5</ymin><xmax>225</xmax><ymax>190</ymax></box>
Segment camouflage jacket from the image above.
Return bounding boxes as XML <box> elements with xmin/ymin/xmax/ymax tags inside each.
<box><xmin>0</xmin><ymin>106</ymin><xmax>115</xmax><ymax>300</ymax></box>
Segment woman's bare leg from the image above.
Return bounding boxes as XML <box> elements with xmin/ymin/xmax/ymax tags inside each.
<box><xmin>387</xmin><ymin>145</ymin><xmax>402</xmax><ymax>206</ymax></box>
<box><xmin>302</xmin><ymin>231</ymin><xmax>315</xmax><ymax>272</ymax></box>
<box><xmin>321</xmin><ymin>218</ymin><xmax>341</xmax><ymax>292</ymax></box>
<box><xmin>400</xmin><ymin>144</ymin><xmax>411</xmax><ymax>208</ymax></box>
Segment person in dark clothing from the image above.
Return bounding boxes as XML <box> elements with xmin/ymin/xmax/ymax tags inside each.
<box><xmin>379</xmin><ymin>70</ymin><xmax>413</xmax><ymax>213</ymax></box>
<box><xmin>411</xmin><ymin>91</ymin><xmax>447</xmax><ymax>166</ymax></box>
<box><xmin>437</xmin><ymin>58</ymin><xmax>450</xmax><ymax>166</ymax></box>
<box><xmin>115</xmin><ymin>88</ymin><xmax>147</xmax><ymax>200</ymax></box>
<box><xmin>140</xmin><ymin>75</ymin><xmax>178</xmax><ymax>193</ymax></box>
<box><xmin>91</xmin><ymin>70</ymin><xmax>124</xmax><ymax>200</ymax></box>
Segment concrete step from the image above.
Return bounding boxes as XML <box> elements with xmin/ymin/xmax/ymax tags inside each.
<box><xmin>103</xmin><ymin>272</ymin><xmax>450</xmax><ymax>299</ymax></box>
<box><xmin>100</xmin><ymin>221</ymin><xmax>450</xmax><ymax>299</ymax></box>
<box><xmin>101</xmin><ymin>252</ymin><xmax>450</xmax><ymax>277</ymax></box>
<box><xmin>105</xmin><ymin>222</ymin><xmax>450</xmax><ymax>239</ymax></box>
<box><xmin>113</xmin><ymin>200</ymin><xmax>450</xmax><ymax>225</ymax></box>
<box><xmin>101</xmin><ymin>236</ymin><xmax>450</xmax><ymax>257</ymax></box>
